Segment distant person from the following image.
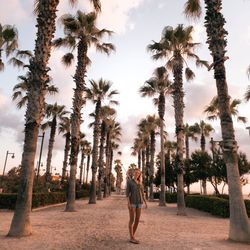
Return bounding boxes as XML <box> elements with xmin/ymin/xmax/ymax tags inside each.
<box><xmin>126</xmin><ymin>168</ymin><xmax>147</xmax><ymax>244</ymax></box>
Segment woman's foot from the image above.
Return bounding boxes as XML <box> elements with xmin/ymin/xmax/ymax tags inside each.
<box><xmin>129</xmin><ymin>238</ymin><xmax>139</xmax><ymax>244</ymax></box>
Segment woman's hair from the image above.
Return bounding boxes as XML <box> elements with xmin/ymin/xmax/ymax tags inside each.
<box><xmin>126</xmin><ymin>168</ymin><xmax>134</xmax><ymax>180</ymax></box>
<box><xmin>134</xmin><ymin>168</ymin><xmax>142</xmax><ymax>182</ymax></box>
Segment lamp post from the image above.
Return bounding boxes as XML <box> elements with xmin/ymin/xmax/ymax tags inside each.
<box><xmin>36</xmin><ymin>131</ymin><xmax>45</xmax><ymax>182</ymax></box>
<box><xmin>2</xmin><ymin>150</ymin><xmax>15</xmax><ymax>176</ymax></box>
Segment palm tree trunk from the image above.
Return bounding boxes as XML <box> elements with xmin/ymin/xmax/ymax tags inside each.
<box><xmin>159</xmin><ymin>118</ymin><xmax>166</xmax><ymax>206</ymax></box>
<box><xmin>65</xmin><ymin>40</ymin><xmax>87</xmax><ymax>212</ymax></box>
<box><xmin>108</xmin><ymin>147</ymin><xmax>114</xmax><ymax>195</ymax></box>
<box><xmin>8</xmin><ymin>0</ymin><xmax>59</xmax><ymax>237</ymax></box>
<box><xmin>141</xmin><ymin>149</ymin><xmax>146</xmax><ymax>193</ymax></box>
<box><xmin>204</xmin><ymin>0</ymin><xmax>250</xmax><ymax>241</ymax></box>
<box><xmin>97</xmin><ymin>121</ymin><xmax>106</xmax><ymax>200</ymax></box>
<box><xmin>89</xmin><ymin>99</ymin><xmax>101</xmax><ymax>204</ymax></box>
<box><xmin>104</xmin><ymin>131</ymin><xmax>110</xmax><ymax>198</ymax></box>
<box><xmin>45</xmin><ymin>116</ymin><xmax>57</xmax><ymax>187</ymax></box>
<box><xmin>145</xmin><ymin>144</ymin><xmax>150</xmax><ymax>200</ymax></box>
<box><xmin>61</xmin><ymin>132</ymin><xmax>70</xmax><ymax>183</ymax></box>
<box><xmin>79</xmin><ymin>150</ymin><xmax>85</xmax><ymax>185</ymax></box>
<box><xmin>149</xmin><ymin>131</ymin><xmax>155</xmax><ymax>201</ymax></box>
<box><xmin>200</xmin><ymin>133</ymin><xmax>207</xmax><ymax>194</ymax></box>
<box><xmin>173</xmin><ymin>52</ymin><xmax>186</xmax><ymax>216</ymax></box>
<box><xmin>138</xmin><ymin>149</ymin><xmax>141</xmax><ymax>170</ymax></box>
<box><xmin>185</xmin><ymin>134</ymin><xmax>190</xmax><ymax>194</ymax></box>
<box><xmin>85</xmin><ymin>154</ymin><xmax>90</xmax><ymax>184</ymax></box>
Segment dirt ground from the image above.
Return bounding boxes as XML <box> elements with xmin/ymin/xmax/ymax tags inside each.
<box><xmin>0</xmin><ymin>194</ymin><xmax>250</xmax><ymax>250</ymax></box>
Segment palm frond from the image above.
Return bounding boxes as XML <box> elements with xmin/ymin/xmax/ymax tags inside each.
<box><xmin>184</xmin><ymin>0</ymin><xmax>202</xmax><ymax>20</ymax></box>
<box><xmin>62</xmin><ymin>53</ymin><xmax>74</xmax><ymax>67</ymax></box>
<box><xmin>185</xmin><ymin>67</ymin><xmax>195</xmax><ymax>81</ymax></box>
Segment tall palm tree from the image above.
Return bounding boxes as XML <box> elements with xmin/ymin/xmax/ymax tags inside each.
<box><xmin>78</xmin><ymin>133</ymin><xmax>87</xmax><ymax>185</ymax></box>
<box><xmin>114</xmin><ymin>159</ymin><xmax>123</xmax><ymax>194</ymax></box>
<box><xmin>184</xmin><ymin>123</ymin><xmax>198</xmax><ymax>193</ymax></box>
<box><xmin>139</xmin><ymin>115</ymin><xmax>160</xmax><ymax>201</ymax></box>
<box><xmin>0</xmin><ymin>23</ymin><xmax>18</xmax><ymax>71</ymax></box>
<box><xmin>184</xmin><ymin>0</ymin><xmax>250</xmax><ymax>242</ymax></box>
<box><xmin>58</xmin><ymin>116</ymin><xmax>71</xmax><ymax>183</ymax></box>
<box><xmin>85</xmin><ymin>79</ymin><xmax>119</xmax><ymax>203</ymax></box>
<box><xmin>140</xmin><ymin>66</ymin><xmax>172</xmax><ymax>206</ymax></box>
<box><xmin>244</xmin><ymin>85</ymin><xmax>250</xmax><ymax>102</ymax></box>
<box><xmin>8</xmin><ymin>0</ymin><xmax>101</xmax><ymax>237</ymax></box>
<box><xmin>148</xmin><ymin>24</ymin><xmax>207</xmax><ymax>215</ymax></box>
<box><xmin>191</xmin><ymin>120</ymin><xmax>214</xmax><ymax>194</ymax></box>
<box><xmin>41</xmin><ymin>103</ymin><xmax>69</xmax><ymax>187</ymax></box>
<box><xmin>97</xmin><ymin>106</ymin><xmax>116</xmax><ymax>200</ymax></box>
<box><xmin>204</xmin><ymin>96</ymin><xmax>247</xmax><ymax>124</ymax></box>
<box><xmin>54</xmin><ymin>11</ymin><xmax>115</xmax><ymax>211</ymax></box>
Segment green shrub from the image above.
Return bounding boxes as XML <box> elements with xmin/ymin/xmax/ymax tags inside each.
<box><xmin>153</xmin><ymin>192</ymin><xmax>177</xmax><ymax>203</ymax></box>
<box><xmin>0</xmin><ymin>190</ymin><xmax>89</xmax><ymax>210</ymax></box>
<box><xmin>185</xmin><ymin>195</ymin><xmax>250</xmax><ymax>218</ymax></box>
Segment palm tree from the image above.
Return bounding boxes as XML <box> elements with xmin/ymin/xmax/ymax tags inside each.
<box><xmin>191</xmin><ymin>120</ymin><xmax>214</xmax><ymax>194</ymax></box>
<box><xmin>184</xmin><ymin>124</ymin><xmax>198</xmax><ymax>193</ymax></box>
<box><xmin>97</xmin><ymin>106</ymin><xmax>116</xmax><ymax>200</ymax></box>
<box><xmin>8</xmin><ymin>1</ymin><xmax>101</xmax><ymax>237</ymax></box>
<box><xmin>139</xmin><ymin>115</ymin><xmax>160</xmax><ymax>201</ymax></box>
<box><xmin>58</xmin><ymin>116</ymin><xmax>71</xmax><ymax>183</ymax></box>
<box><xmin>0</xmin><ymin>23</ymin><xmax>18</xmax><ymax>71</ymax></box>
<box><xmin>148</xmin><ymin>24</ymin><xmax>207</xmax><ymax>215</ymax></box>
<box><xmin>104</xmin><ymin>119</ymin><xmax>122</xmax><ymax>196</ymax></box>
<box><xmin>85</xmin><ymin>144</ymin><xmax>92</xmax><ymax>184</ymax></box>
<box><xmin>140</xmin><ymin>66</ymin><xmax>172</xmax><ymax>206</ymax></box>
<box><xmin>78</xmin><ymin>133</ymin><xmax>87</xmax><ymax>185</ymax></box>
<box><xmin>85</xmin><ymin>79</ymin><xmax>119</xmax><ymax>203</ymax></box>
<box><xmin>54</xmin><ymin>11</ymin><xmax>115</xmax><ymax>211</ymax></box>
<box><xmin>114</xmin><ymin>159</ymin><xmax>123</xmax><ymax>194</ymax></box>
<box><xmin>184</xmin><ymin>0</ymin><xmax>250</xmax><ymax>242</ymax></box>
<box><xmin>41</xmin><ymin>103</ymin><xmax>69</xmax><ymax>187</ymax></box>
<box><xmin>204</xmin><ymin>96</ymin><xmax>247</xmax><ymax>124</ymax></box>
<box><xmin>244</xmin><ymin>85</ymin><xmax>250</xmax><ymax>102</ymax></box>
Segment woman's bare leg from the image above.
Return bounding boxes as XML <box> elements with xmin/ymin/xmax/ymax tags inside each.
<box><xmin>128</xmin><ymin>208</ymin><xmax>135</xmax><ymax>240</ymax></box>
<box><xmin>133</xmin><ymin>208</ymin><xmax>141</xmax><ymax>238</ymax></box>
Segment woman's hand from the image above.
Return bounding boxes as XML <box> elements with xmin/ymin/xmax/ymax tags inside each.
<box><xmin>144</xmin><ymin>203</ymin><xmax>148</xmax><ymax>209</ymax></box>
<box><xmin>128</xmin><ymin>202</ymin><xmax>131</xmax><ymax>210</ymax></box>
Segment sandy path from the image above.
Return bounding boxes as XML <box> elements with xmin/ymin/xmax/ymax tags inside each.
<box><xmin>0</xmin><ymin>194</ymin><xmax>250</xmax><ymax>250</ymax></box>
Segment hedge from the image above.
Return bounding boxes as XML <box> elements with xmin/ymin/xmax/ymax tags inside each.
<box><xmin>0</xmin><ymin>190</ymin><xmax>89</xmax><ymax>210</ymax></box>
<box><xmin>185</xmin><ymin>195</ymin><xmax>250</xmax><ymax>218</ymax></box>
<box><xmin>153</xmin><ymin>192</ymin><xmax>177</xmax><ymax>203</ymax></box>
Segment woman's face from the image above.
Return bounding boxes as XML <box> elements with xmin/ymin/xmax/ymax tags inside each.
<box><xmin>134</xmin><ymin>170</ymin><xmax>141</xmax><ymax>180</ymax></box>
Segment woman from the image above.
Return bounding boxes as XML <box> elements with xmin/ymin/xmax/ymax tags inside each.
<box><xmin>126</xmin><ymin>168</ymin><xmax>147</xmax><ymax>244</ymax></box>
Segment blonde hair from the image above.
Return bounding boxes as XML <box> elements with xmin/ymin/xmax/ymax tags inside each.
<box><xmin>134</xmin><ymin>168</ymin><xmax>142</xmax><ymax>183</ymax></box>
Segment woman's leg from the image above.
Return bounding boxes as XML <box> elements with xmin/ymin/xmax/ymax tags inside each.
<box><xmin>133</xmin><ymin>208</ymin><xmax>141</xmax><ymax>237</ymax></box>
<box><xmin>128</xmin><ymin>207</ymin><xmax>135</xmax><ymax>240</ymax></box>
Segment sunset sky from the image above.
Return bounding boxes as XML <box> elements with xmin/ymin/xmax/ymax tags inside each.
<box><xmin>1</xmin><ymin>0</ymin><xmax>250</xmax><ymax>193</ymax></box>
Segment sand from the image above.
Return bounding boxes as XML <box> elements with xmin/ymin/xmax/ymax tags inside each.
<box><xmin>0</xmin><ymin>194</ymin><xmax>250</xmax><ymax>250</ymax></box>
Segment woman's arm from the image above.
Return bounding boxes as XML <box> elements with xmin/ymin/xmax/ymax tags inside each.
<box><xmin>126</xmin><ymin>180</ymin><xmax>131</xmax><ymax>209</ymax></box>
<box><xmin>141</xmin><ymin>185</ymin><xmax>147</xmax><ymax>209</ymax></box>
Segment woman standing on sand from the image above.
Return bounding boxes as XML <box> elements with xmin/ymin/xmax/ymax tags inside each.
<box><xmin>126</xmin><ymin>168</ymin><xmax>147</xmax><ymax>244</ymax></box>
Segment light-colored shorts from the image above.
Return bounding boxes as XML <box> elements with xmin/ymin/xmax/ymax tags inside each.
<box><xmin>131</xmin><ymin>204</ymin><xmax>142</xmax><ymax>208</ymax></box>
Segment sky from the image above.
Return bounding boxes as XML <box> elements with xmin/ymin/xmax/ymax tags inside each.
<box><xmin>1</xmin><ymin>0</ymin><xmax>250</xmax><ymax>194</ymax></box>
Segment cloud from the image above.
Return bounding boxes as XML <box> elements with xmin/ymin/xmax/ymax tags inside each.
<box><xmin>0</xmin><ymin>0</ymin><xmax>32</xmax><ymax>24</ymax></box>
<box><xmin>57</xmin><ymin>0</ymin><xmax>145</xmax><ymax>35</ymax></box>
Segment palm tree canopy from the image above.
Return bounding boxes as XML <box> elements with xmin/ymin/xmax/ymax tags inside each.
<box><xmin>41</xmin><ymin>103</ymin><xmax>69</xmax><ymax>130</ymax></box>
<box><xmin>184</xmin><ymin>123</ymin><xmax>199</xmax><ymax>142</ymax></box>
<box><xmin>204</xmin><ymin>96</ymin><xmax>248</xmax><ymax>124</ymax></box>
<box><xmin>191</xmin><ymin>120</ymin><xmax>214</xmax><ymax>137</ymax></box>
<box><xmin>140</xmin><ymin>66</ymin><xmax>172</xmax><ymax>98</ymax></box>
<box><xmin>0</xmin><ymin>23</ymin><xmax>19</xmax><ymax>71</ymax></box>
<box><xmin>12</xmin><ymin>74</ymin><xmax>58</xmax><ymax>109</ymax></box>
<box><xmin>244</xmin><ymin>85</ymin><xmax>250</xmax><ymax>102</ymax></box>
<box><xmin>53</xmin><ymin>11</ymin><xmax>115</xmax><ymax>67</ymax></box>
<box><xmin>184</xmin><ymin>0</ymin><xmax>202</xmax><ymax>20</ymax></box>
<box><xmin>147</xmin><ymin>24</ymin><xmax>208</xmax><ymax>81</ymax></box>
<box><xmin>58</xmin><ymin>116</ymin><xmax>71</xmax><ymax>135</ymax></box>
<box><xmin>85</xmin><ymin>78</ymin><xmax>119</xmax><ymax>105</ymax></box>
